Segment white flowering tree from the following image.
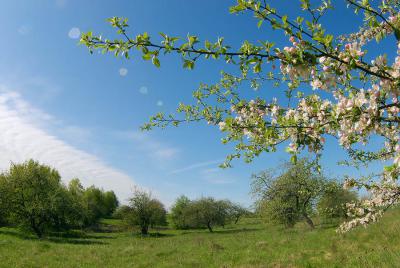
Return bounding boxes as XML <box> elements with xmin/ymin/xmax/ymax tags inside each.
<box><xmin>81</xmin><ymin>0</ymin><xmax>400</xmax><ymax>232</ymax></box>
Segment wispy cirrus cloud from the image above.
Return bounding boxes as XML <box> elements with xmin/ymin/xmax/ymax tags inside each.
<box><xmin>0</xmin><ymin>86</ymin><xmax>136</xmax><ymax>202</ymax></box>
<box><xmin>169</xmin><ymin>159</ymin><xmax>224</xmax><ymax>175</ymax></box>
<box><xmin>0</xmin><ymin>73</ymin><xmax>62</xmax><ymax>105</ymax></box>
<box><xmin>201</xmin><ymin>168</ymin><xmax>237</xmax><ymax>185</ymax></box>
<box><xmin>55</xmin><ymin>0</ymin><xmax>67</xmax><ymax>8</ymax></box>
<box><xmin>113</xmin><ymin>130</ymin><xmax>180</xmax><ymax>162</ymax></box>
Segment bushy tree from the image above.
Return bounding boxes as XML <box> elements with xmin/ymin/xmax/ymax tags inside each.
<box><xmin>79</xmin><ymin>184</ymin><xmax>119</xmax><ymax>226</ymax></box>
<box><xmin>258</xmin><ymin>198</ymin><xmax>299</xmax><ymax>228</ymax></box>
<box><xmin>83</xmin><ymin>186</ymin><xmax>108</xmax><ymax>225</ymax></box>
<box><xmin>66</xmin><ymin>178</ymin><xmax>87</xmax><ymax>228</ymax></box>
<box><xmin>148</xmin><ymin>199</ymin><xmax>168</xmax><ymax>228</ymax></box>
<box><xmin>317</xmin><ymin>182</ymin><xmax>358</xmax><ymax>222</ymax></box>
<box><xmin>0</xmin><ymin>162</ymin><xmax>121</xmax><ymax>236</ymax></box>
<box><xmin>170</xmin><ymin>196</ymin><xmax>237</xmax><ymax>232</ymax></box>
<box><xmin>112</xmin><ymin>205</ymin><xmax>131</xmax><ymax>220</ymax></box>
<box><xmin>170</xmin><ymin>195</ymin><xmax>191</xmax><ymax>229</ymax></box>
<box><xmin>48</xmin><ymin>185</ymin><xmax>81</xmax><ymax>231</ymax></box>
<box><xmin>252</xmin><ymin>159</ymin><xmax>325</xmax><ymax>228</ymax></box>
<box><xmin>3</xmin><ymin>160</ymin><xmax>67</xmax><ymax>237</ymax></box>
<box><xmin>184</xmin><ymin>197</ymin><xmax>231</xmax><ymax>232</ymax></box>
<box><xmin>124</xmin><ymin>188</ymin><xmax>167</xmax><ymax>235</ymax></box>
<box><xmin>227</xmin><ymin>202</ymin><xmax>249</xmax><ymax>224</ymax></box>
<box><xmin>65</xmin><ymin>179</ymin><xmax>120</xmax><ymax>227</ymax></box>
<box><xmin>103</xmin><ymin>191</ymin><xmax>119</xmax><ymax>217</ymax></box>
<box><xmin>82</xmin><ymin>0</ymin><xmax>400</xmax><ymax>232</ymax></box>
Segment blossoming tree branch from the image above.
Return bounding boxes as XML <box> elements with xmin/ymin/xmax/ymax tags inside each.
<box><xmin>80</xmin><ymin>0</ymin><xmax>400</xmax><ymax>232</ymax></box>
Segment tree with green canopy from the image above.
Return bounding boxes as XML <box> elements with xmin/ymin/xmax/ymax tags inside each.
<box><xmin>317</xmin><ymin>181</ymin><xmax>358</xmax><ymax>222</ymax></box>
<box><xmin>103</xmin><ymin>190</ymin><xmax>119</xmax><ymax>217</ymax></box>
<box><xmin>252</xmin><ymin>159</ymin><xmax>325</xmax><ymax>228</ymax></box>
<box><xmin>170</xmin><ymin>195</ymin><xmax>192</xmax><ymax>229</ymax></box>
<box><xmin>124</xmin><ymin>188</ymin><xmax>167</xmax><ymax>235</ymax></box>
<box><xmin>2</xmin><ymin>160</ymin><xmax>67</xmax><ymax>237</ymax></box>
<box><xmin>183</xmin><ymin>197</ymin><xmax>231</xmax><ymax>232</ymax></box>
<box><xmin>226</xmin><ymin>202</ymin><xmax>250</xmax><ymax>224</ymax></box>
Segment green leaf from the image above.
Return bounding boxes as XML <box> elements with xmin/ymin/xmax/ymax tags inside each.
<box><xmin>152</xmin><ymin>57</ymin><xmax>160</xmax><ymax>68</ymax></box>
<box><xmin>183</xmin><ymin>60</ymin><xmax>195</xmax><ymax>70</ymax></box>
<box><xmin>142</xmin><ymin>53</ymin><xmax>152</xmax><ymax>61</ymax></box>
<box><xmin>296</xmin><ymin>16</ymin><xmax>304</xmax><ymax>25</ymax></box>
<box><xmin>282</xmin><ymin>15</ymin><xmax>288</xmax><ymax>26</ymax></box>
<box><xmin>253</xmin><ymin>62</ymin><xmax>262</xmax><ymax>73</ymax></box>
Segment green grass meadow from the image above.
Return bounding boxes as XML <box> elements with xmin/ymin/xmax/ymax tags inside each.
<box><xmin>1</xmin><ymin>210</ymin><xmax>400</xmax><ymax>268</ymax></box>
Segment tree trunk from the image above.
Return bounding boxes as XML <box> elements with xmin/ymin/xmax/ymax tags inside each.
<box><xmin>207</xmin><ymin>222</ymin><xmax>213</xmax><ymax>232</ymax></box>
<box><xmin>141</xmin><ymin>225</ymin><xmax>148</xmax><ymax>235</ymax></box>
<box><xmin>303</xmin><ymin>213</ymin><xmax>314</xmax><ymax>229</ymax></box>
<box><xmin>32</xmin><ymin>225</ymin><xmax>42</xmax><ymax>238</ymax></box>
<box><xmin>30</xmin><ymin>217</ymin><xmax>43</xmax><ymax>238</ymax></box>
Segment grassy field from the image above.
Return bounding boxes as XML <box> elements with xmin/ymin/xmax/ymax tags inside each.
<box><xmin>0</xmin><ymin>210</ymin><xmax>400</xmax><ymax>268</ymax></box>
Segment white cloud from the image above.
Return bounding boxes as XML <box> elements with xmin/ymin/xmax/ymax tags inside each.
<box><xmin>68</xmin><ymin>27</ymin><xmax>81</xmax><ymax>39</ymax></box>
<box><xmin>156</xmin><ymin>100</ymin><xmax>163</xmax><ymax>107</ymax></box>
<box><xmin>0</xmin><ymin>87</ymin><xmax>136</xmax><ymax>202</ymax></box>
<box><xmin>114</xmin><ymin>131</ymin><xmax>180</xmax><ymax>161</ymax></box>
<box><xmin>201</xmin><ymin>168</ymin><xmax>236</xmax><ymax>185</ymax></box>
<box><xmin>59</xmin><ymin>125</ymin><xmax>93</xmax><ymax>145</ymax></box>
<box><xmin>169</xmin><ymin>159</ymin><xmax>224</xmax><ymax>174</ymax></box>
<box><xmin>204</xmin><ymin>177</ymin><xmax>236</xmax><ymax>185</ymax></box>
<box><xmin>55</xmin><ymin>0</ymin><xmax>67</xmax><ymax>8</ymax></box>
<box><xmin>0</xmin><ymin>74</ymin><xmax>62</xmax><ymax>105</ymax></box>
<box><xmin>154</xmin><ymin>148</ymin><xmax>177</xmax><ymax>159</ymax></box>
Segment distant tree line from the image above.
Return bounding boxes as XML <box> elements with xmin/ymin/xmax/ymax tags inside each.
<box><xmin>0</xmin><ymin>160</ymin><xmax>119</xmax><ymax>237</ymax></box>
<box><xmin>114</xmin><ymin>192</ymin><xmax>250</xmax><ymax>235</ymax></box>
<box><xmin>0</xmin><ymin>158</ymin><xmax>361</xmax><ymax>238</ymax></box>
<box><xmin>169</xmin><ymin>196</ymin><xmax>249</xmax><ymax>232</ymax></box>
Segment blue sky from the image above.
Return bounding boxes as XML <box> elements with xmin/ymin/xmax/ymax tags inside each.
<box><xmin>0</xmin><ymin>0</ymin><xmax>391</xmax><ymax>206</ymax></box>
